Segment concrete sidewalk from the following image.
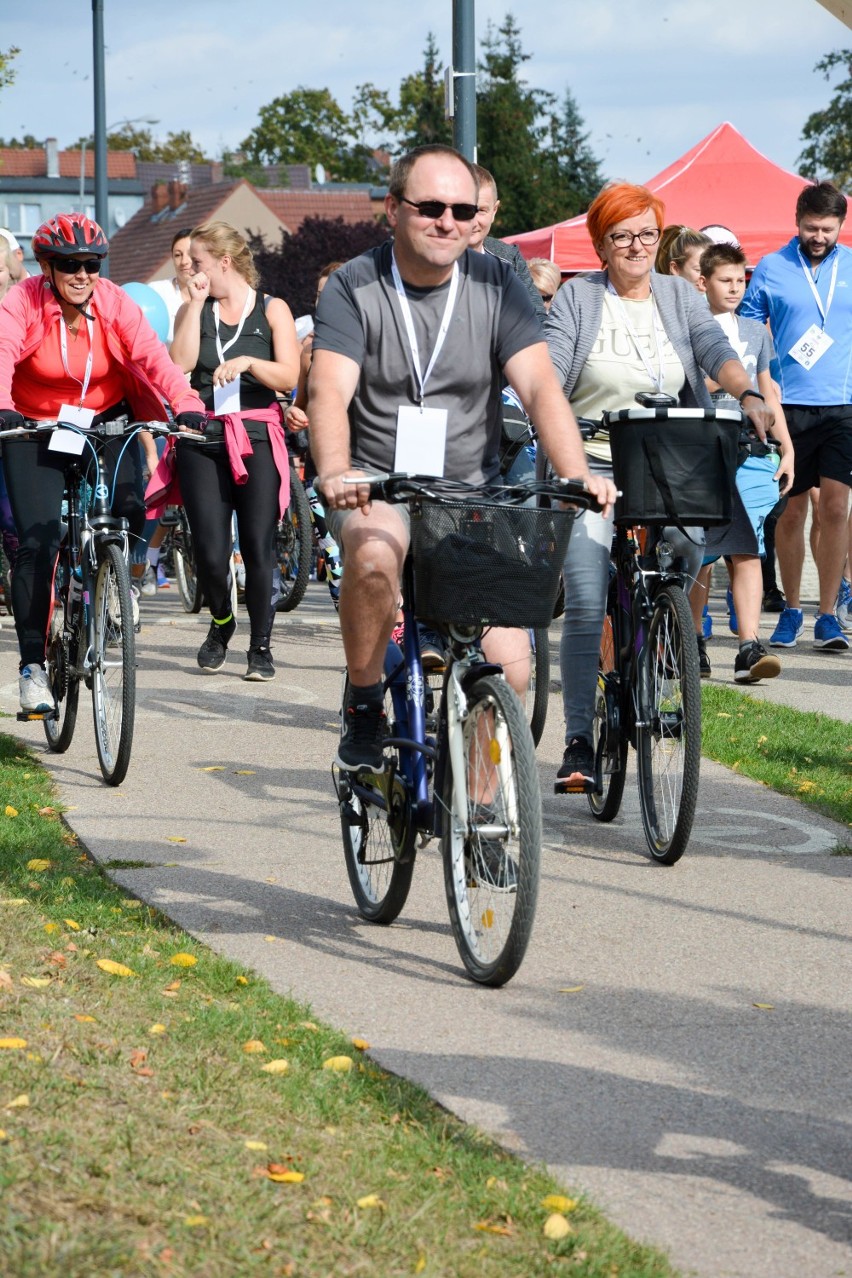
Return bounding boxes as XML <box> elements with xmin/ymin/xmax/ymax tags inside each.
<box><xmin>0</xmin><ymin>581</ymin><xmax>849</xmax><ymax>1278</ymax></box>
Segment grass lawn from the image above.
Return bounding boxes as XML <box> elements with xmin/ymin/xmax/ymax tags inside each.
<box><xmin>0</xmin><ymin>733</ymin><xmax>678</xmax><ymax>1278</ymax></box>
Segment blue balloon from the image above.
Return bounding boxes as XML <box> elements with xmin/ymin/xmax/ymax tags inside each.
<box><xmin>122</xmin><ymin>281</ymin><xmax>170</xmax><ymax>343</ymax></box>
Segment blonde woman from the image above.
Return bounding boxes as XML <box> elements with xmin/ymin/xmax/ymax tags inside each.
<box><xmin>655</xmin><ymin>225</ymin><xmax>713</xmax><ymax>286</ymax></box>
<box><xmin>171</xmin><ymin>221</ymin><xmax>300</xmax><ymax>680</ymax></box>
<box><xmin>528</xmin><ymin>258</ymin><xmax>562</xmax><ymax>311</ymax></box>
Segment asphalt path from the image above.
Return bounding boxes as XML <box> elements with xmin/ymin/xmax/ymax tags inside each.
<box><xmin>1</xmin><ymin>582</ymin><xmax>850</xmax><ymax>1278</ymax></box>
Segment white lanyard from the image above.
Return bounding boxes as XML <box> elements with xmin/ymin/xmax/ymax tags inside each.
<box><xmin>607</xmin><ymin>280</ymin><xmax>666</xmax><ymax>392</ymax></box>
<box><xmin>797</xmin><ymin>246</ymin><xmax>838</xmax><ymax>330</ymax></box>
<box><xmin>213</xmin><ymin>288</ymin><xmax>254</xmax><ymax>362</ymax></box>
<box><xmin>59</xmin><ymin>315</ymin><xmax>95</xmax><ymax>407</ymax></box>
<box><xmin>390</xmin><ymin>252</ymin><xmax>459</xmax><ymax>406</ymax></box>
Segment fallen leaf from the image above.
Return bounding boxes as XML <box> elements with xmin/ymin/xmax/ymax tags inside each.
<box><xmin>0</xmin><ymin>1129</ymin><xmax>7</xmax><ymax>1140</ymax></box>
<box><xmin>543</xmin><ymin>1213</ymin><xmax>573</xmax><ymax>1240</ymax></box>
<box><xmin>121</xmin><ymin>899</ymin><xmax>142</xmax><ymax>909</ymax></box>
<box><xmin>96</xmin><ymin>959</ymin><xmax>136</xmax><ymax>978</ymax></box>
<box><xmin>541</xmin><ymin>1195</ymin><xmax>577</xmax><ymax>1213</ymax></box>
<box><xmin>166</xmin><ymin>836</ymin><xmax>187</xmax><ymax>844</ymax></box>
<box><xmin>5</xmin><ymin>1094</ymin><xmax>29</xmax><ymax>1109</ymax></box>
<box><xmin>21</xmin><ymin>977</ymin><xmax>51</xmax><ymax>989</ymax></box>
<box><xmin>474</xmin><ymin>1220</ymin><xmax>513</xmax><ymax>1236</ymax></box>
<box><xmin>149</xmin><ymin>1024</ymin><xmax>167</xmax><ymax>1036</ymax></box>
<box><xmin>260</xmin><ymin>1059</ymin><xmax>289</xmax><ymax>1075</ymax></box>
<box><xmin>266</xmin><ymin>1169</ymin><xmax>304</xmax><ymax>1184</ymax></box>
<box><xmin>5</xmin><ymin>806</ymin><xmax>19</xmax><ymax>818</ymax></box>
<box><xmin>0</xmin><ymin>899</ymin><xmax>27</xmax><ymax>907</ymax></box>
<box><xmin>0</xmin><ymin>1038</ymin><xmax>27</xmax><ymax>1050</ymax></box>
<box><xmin>351</xmin><ymin>1037</ymin><xmax>370</xmax><ymax>1051</ymax></box>
<box><xmin>183</xmin><ymin>1215</ymin><xmax>209</xmax><ymax>1227</ymax></box>
<box><xmin>134</xmin><ymin>1067</ymin><xmax>155</xmax><ymax>1078</ymax></box>
<box><xmin>356</xmin><ymin>1194</ymin><xmax>386</xmax><ymax>1210</ymax></box>
<box><xmin>323</xmin><ymin>1056</ymin><xmax>353</xmax><ymax>1072</ymax></box>
<box><xmin>129</xmin><ymin>1049</ymin><xmax>148</xmax><ymax>1069</ymax></box>
<box><xmin>234</xmin><ymin>770</ymin><xmax>256</xmax><ymax>776</ymax></box>
<box><xmin>26</xmin><ymin>858</ymin><xmax>50</xmax><ymax>871</ymax></box>
<box><xmin>0</xmin><ymin>971</ymin><xmax>12</xmax><ymax>990</ymax></box>
<box><xmin>170</xmin><ymin>954</ymin><xmax>197</xmax><ymax>968</ymax></box>
<box><xmin>200</xmin><ymin>766</ymin><xmax>225</xmax><ymax>772</ymax></box>
<box><xmin>244</xmin><ymin>1140</ymin><xmax>268</xmax><ymax>1151</ymax></box>
<box><xmin>243</xmin><ymin>1040</ymin><xmax>266</xmax><ymax>1054</ymax></box>
<box><xmin>558</xmin><ymin>986</ymin><xmax>584</xmax><ymax>994</ymax></box>
<box><xmin>74</xmin><ymin>1014</ymin><xmax>96</xmax><ymax>1023</ymax></box>
<box><xmin>164</xmin><ymin>980</ymin><xmax>181</xmax><ymax>991</ymax></box>
<box><xmin>300</xmin><ymin>1022</ymin><xmax>319</xmax><ymax>1031</ymax></box>
<box><xmin>43</xmin><ymin>923</ymin><xmax>59</xmax><ymax>935</ymax></box>
<box><xmin>63</xmin><ymin>919</ymin><xmax>81</xmax><ymax>931</ymax></box>
<box><xmin>753</xmin><ymin>1003</ymin><xmax>774</xmax><ymax>1010</ymax></box>
<box><xmin>235</xmin><ymin>976</ymin><xmax>248</xmax><ymax>986</ymax></box>
<box><xmin>415</xmin><ymin>1255</ymin><xmax>426</xmax><ymax>1275</ymax></box>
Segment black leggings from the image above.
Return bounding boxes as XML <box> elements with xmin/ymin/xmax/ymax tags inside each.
<box><xmin>3</xmin><ymin>430</ymin><xmax>145</xmax><ymax>668</ymax></box>
<box><xmin>176</xmin><ymin>437</ymin><xmax>280</xmax><ymax>647</ymax></box>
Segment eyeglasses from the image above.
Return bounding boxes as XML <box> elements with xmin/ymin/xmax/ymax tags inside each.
<box><xmin>607</xmin><ymin>228</ymin><xmax>661</xmax><ymax>249</ymax></box>
<box><xmin>400</xmin><ymin>197</ymin><xmax>479</xmax><ymax>222</ymax></box>
<box><xmin>54</xmin><ymin>258</ymin><xmax>102</xmax><ymax>275</ymax></box>
<box><xmin>539</xmin><ymin>292</ymin><xmax>554</xmax><ymax>303</ymax></box>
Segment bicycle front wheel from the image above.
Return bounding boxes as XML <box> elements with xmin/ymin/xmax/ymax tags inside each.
<box><xmin>276</xmin><ymin>467</ymin><xmax>312</xmax><ymax>612</ymax></box>
<box><xmin>91</xmin><ymin>543</ymin><xmax>136</xmax><ymax>786</ymax></box>
<box><xmin>588</xmin><ymin>670</ymin><xmax>628</xmax><ymax>822</ymax></box>
<box><xmin>636</xmin><ymin>583</ymin><xmax>701</xmax><ymax>864</ymax></box>
<box><xmin>339</xmin><ymin>677</ymin><xmax>416</xmax><ymax>923</ymax></box>
<box><xmin>44</xmin><ymin>601</ymin><xmax>81</xmax><ymax>754</ymax></box>
<box><xmin>442</xmin><ymin>674</ymin><xmax>540</xmax><ymax>987</ymax></box>
<box><xmin>527</xmin><ymin>626</ymin><xmax>550</xmax><ymax>747</ymax></box>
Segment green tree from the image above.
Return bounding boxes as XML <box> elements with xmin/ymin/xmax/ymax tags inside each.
<box><xmin>72</xmin><ymin>125</ymin><xmax>209</xmax><ymax>164</ymax></box>
<box><xmin>397</xmin><ymin>33</ymin><xmax>452</xmax><ymax>151</ymax></box>
<box><xmin>0</xmin><ymin>45</ymin><xmax>19</xmax><ymax>96</ymax></box>
<box><xmin>542</xmin><ymin>88</ymin><xmax>605</xmax><ymax>219</ymax></box>
<box><xmin>239</xmin><ymin>87</ymin><xmax>352</xmax><ymax>172</ymax></box>
<box><xmin>798</xmin><ymin>49</ymin><xmax>852</xmax><ymax>187</ymax></box>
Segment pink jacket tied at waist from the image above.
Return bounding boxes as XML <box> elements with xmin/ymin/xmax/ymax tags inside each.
<box><xmin>145</xmin><ymin>404</ymin><xmax>291</xmax><ymax>519</ymax></box>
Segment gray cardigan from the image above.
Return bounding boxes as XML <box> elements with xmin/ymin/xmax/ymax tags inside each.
<box><xmin>544</xmin><ymin>269</ymin><xmax>738</xmax><ymax>408</ymax></box>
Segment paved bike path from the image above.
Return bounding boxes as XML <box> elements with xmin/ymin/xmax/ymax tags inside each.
<box><xmin>1</xmin><ymin>588</ymin><xmax>850</xmax><ymax>1278</ymax></box>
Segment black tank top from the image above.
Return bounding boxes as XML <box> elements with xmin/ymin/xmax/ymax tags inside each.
<box><xmin>191</xmin><ymin>292</ymin><xmax>278</xmax><ymax>439</ymax></box>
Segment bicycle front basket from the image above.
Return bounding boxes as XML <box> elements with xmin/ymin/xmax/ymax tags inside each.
<box><xmin>410</xmin><ymin>500</ymin><xmax>574</xmax><ymax>628</ymax></box>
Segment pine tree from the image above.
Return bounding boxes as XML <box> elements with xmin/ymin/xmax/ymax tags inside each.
<box><xmin>397</xmin><ymin>33</ymin><xmax>453</xmax><ymax>152</ymax></box>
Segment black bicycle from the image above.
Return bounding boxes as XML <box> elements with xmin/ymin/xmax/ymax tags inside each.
<box><xmin>275</xmin><ymin>463</ymin><xmax>312</xmax><ymax>612</ymax></box>
<box><xmin>2</xmin><ymin>417</ymin><xmax>170</xmax><ymax>786</ymax></box>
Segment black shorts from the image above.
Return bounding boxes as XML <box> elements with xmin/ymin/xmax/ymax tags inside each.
<box><xmin>782</xmin><ymin>404</ymin><xmax>852</xmax><ymax>496</ymax></box>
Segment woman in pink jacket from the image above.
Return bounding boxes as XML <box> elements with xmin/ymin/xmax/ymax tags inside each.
<box><xmin>0</xmin><ymin>212</ymin><xmax>205</xmax><ymax>713</ymax></box>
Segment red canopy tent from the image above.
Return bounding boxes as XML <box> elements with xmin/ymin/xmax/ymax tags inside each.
<box><xmin>504</xmin><ymin>121</ymin><xmax>852</xmax><ymax>271</ymax></box>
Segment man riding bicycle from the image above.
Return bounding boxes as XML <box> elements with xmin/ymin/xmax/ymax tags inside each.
<box><xmin>308</xmin><ymin>144</ymin><xmax>616</xmax><ymax>773</ymax></box>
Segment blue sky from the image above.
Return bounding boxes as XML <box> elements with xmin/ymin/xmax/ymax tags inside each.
<box><xmin>4</xmin><ymin>1</ymin><xmax>849</xmax><ymax>184</ymax></box>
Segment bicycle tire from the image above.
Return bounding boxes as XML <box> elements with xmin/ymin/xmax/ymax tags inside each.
<box><xmin>339</xmin><ymin>676</ymin><xmax>416</xmax><ymax>923</ymax></box>
<box><xmin>276</xmin><ymin>467</ymin><xmax>312</xmax><ymax>612</ymax></box>
<box><xmin>587</xmin><ymin>671</ymin><xmax>628</xmax><ymax>821</ymax></box>
<box><xmin>442</xmin><ymin>673</ymin><xmax>540</xmax><ymax>987</ymax></box>
<box><xmin>173</xmin><ymin>511</ymin><xmax>203</xmax><ymax>613</ymax></box>
<box><xmin>44</xmin><ymin>589</ymin><xmax>81</xmax><ymax>754</ymax></box>
<box><xmin>91</xmin><ymin>543</ymin><xmax>136</xmax><ymax>786</ymax></box>
<box><xmin>527</xmin><ymin>626</ymin><xmax>550</xmax><ymax>747</ymax></box>
<box><xmin>636</xmin><ymin>583</ymin><xmax>701</xmax><ymax>864</ymax></box>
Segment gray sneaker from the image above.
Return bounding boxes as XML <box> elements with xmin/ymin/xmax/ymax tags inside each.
<box><xmin>336</xmin><ymin>687</ymin><xmax>386</xmax><ymax>773</ymax></box>
<box><xmin>19</xmin><ymin>664</ymin><xmax>52</xmax><ymax>713</ymax></box>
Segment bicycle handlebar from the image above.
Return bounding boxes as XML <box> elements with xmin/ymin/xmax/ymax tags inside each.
<box><xmin>0</xmin><ymin>418</ymin><xmax>174</xmax><ymax>441</ymax></box>
<box><xmin>345</xmin><ymin>472</ymin><xmax>602</xmax><ymax>513</ymax></box>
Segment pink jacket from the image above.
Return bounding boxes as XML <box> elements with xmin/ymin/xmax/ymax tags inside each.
<box><xmin>0</xmin><ymin>275</ymin><xmax>204</xmax><ymax>419</ymax></box>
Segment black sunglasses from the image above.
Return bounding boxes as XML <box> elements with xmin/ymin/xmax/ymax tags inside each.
<box><xmin>54</xmin><ymin>258</ymin><xmax>101</xmax><ymax>275</ymax></box>
<box><xmin>539</xmin><ymin>292</ymin><xmax>554</xmax><ymax>303</ymax></box>
<box><xmin>400</xmin><ymin>197</ymin><xmax>479</xmax><ymax>222</ymax></box>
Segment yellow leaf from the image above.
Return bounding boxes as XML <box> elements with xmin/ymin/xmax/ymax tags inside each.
<box><xmin>170</xmin><ymin>953</ymin><xmax>197</xmax><ymax>967</ymax></box>
<box><xmin>183</xmin><ymin>1215</ymin><xmax>209</xmax><ymax>1227</ymax></box>
<box><xmin>489</xmin><ymin>739</ymin><xmax>501</xmax><ymax>764</ymax></box>
<box><xmin>200</xmin><ymin>766</ymin><xmax>225</xmax><ymax>772</ymax></box>
<box><xmin>0</xmin><ymin>1129</ymin><xmax>7</xmax><ymax>1140</ymax></box>
<box><xmin>541</xmin><ymin>1195</ymin><xmax>577</xmax><ymax>1213</ymax></box>
<box><xmin>0</xmin><ymin>899</ymin><xmax>27</xmax><ymax>907</ymax></box>
<box><xmin>543</xmin><ymin>1213</ymin><xmax>574</xmax><ymax>1240</ymax></box>
<box><xmin>716</xmin><ymin>712</ymin><xmax>731</xmax><ymax>719</ymax></box>
<box><xmin>323</xmin><ymin>1055</ymin><xmax>354</xmax><ymax>1072</ymax></box>
<box><xmin>558</xmin><ymin>986</ymin><xmax>584</xmax><ymax>994</ymax></box>
<box><xmin>21</xmin><ymin>977</ymin><xmax>51</xmax><ymax>989</ymax></box>
<box><xmin>753</xmin><ymin>1002</ymin><xmax>774</xmax><ymax>1010</ymax></box>
<box><xmin>27</xmin><ymin>858</ymin><xmax>50</xmax><ymax>871</ymax></box>
<box><xmin>234</xmin><ymin>770</ymin><xmax>255</xmax><ymax>776</ymax></box>
<box><xmin>149</xmin><ymin>1024</ymin><xmax>167</xmax><ymax>1036</ymax></box>
<box><xmin>96</xmin><ymin>958</ymin><xmax>136</xmax><ymax>978</ymax></box>
<box><xmin>474</xmin><ymin>1220</ymin><xmax>513</xmax><ymax>1236</ymax></box>
<box><xmin>235</xmin><ymin>975</ymin><xmax>248</xmax><ymax>985</ymax></box>
<box><xmin>5</xmin><ymin>806</ymin><xmax>18</xmax><ymax>818</ymax></box>
<box><xmin>415</xmin><ymin>1255</ymin><xmax>426</xmax><ymax>1275</ymax></box>
<box><xmin>0</xmin><ymin>1038</ymin><xmax>27</xmax><ymax>1050</ymax></box>
<box><xmin>260</xmin><ymin>1059</ymin><xmax>289</xmax><ymax>1075</ymax></box>
<box><xmin>63</xmin><ymin>919</ymin><xmax>81</xmax><ymax>931</ymax></box>
<box><xmin>43</xmin><ymin>923</ymin><xmax>59</xmax><ymax>934</ymax></box>
<box><xmin>267</xmin><ymin>1169</ymin><xmax>304</xmax><ymax>1183</ymax></box>
<box><xmin>244</xmin><ymin>1140</ymin><xmax>268</xmax><ymax>1151</ymax></box>
<box><xmin>243</xmin><ymin>1039</ymin><xmax>266</xmax><ymax>1054</ymax></box>
<box><xmin>121</xmin><ymin>899</ymin><xmax>142</xmax><ymax>909</ymax></box>
<box><xmin>300</xmin><ymin>1021</ymin><xmax>319</xmax><ymax>1031</ymax></box>
<box><xmin>351</xmin><ymin>1037</ymin><xmax>370</xmax><ymax>1051</ymax></box>
<box><xmin>74</xmin><ymin>1014</ymin><xmax>97</xmax><ymax>1023</ymax></box>
<box><xmin>5</xmin><ymin>1094</ymin><xmax>29</xmax><ymax>1109</ymax></box>
<box><xmin>166</xmin><ymin>836</ymin><xmax>187</xmax><ymax>844</ymax></box>
<box><xmin>357</xmin><ymin>1194</ymin><xmax>386</xmax><ymax>1210</ymax></box>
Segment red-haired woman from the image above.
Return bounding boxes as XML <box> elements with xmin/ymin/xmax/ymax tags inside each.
<box><xmin>543</xmin><ymin>182</ymin><xmax>774</xmax><ymax>791</ymax></box>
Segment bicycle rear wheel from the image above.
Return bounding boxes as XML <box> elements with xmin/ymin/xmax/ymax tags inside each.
<box><xmin>339</xmin><ymin>676</ymin><xmax>416</xmax><ymax>923</ymax></box>
<box><xmin>527</xmin><ymin>626</ymin><xmax>550</xmax><ymax>747</ymax></box>
<box><xmin>173</xmin><ymin>510</ymin><xmax>203</xmax><ymax>613</ymax></box>
<box><xmin>636</xmin><ymin>583</ymin><xmax>700</xmax><ymax>864</ymax></box>
<box><xmin>91</xmin><ymin>543</ymin><xmax>136</xmax><ymax>786</ymax></box>
<box><xmin>276</xmin><ymin>467</ymin><xmax>312</xmax><ymax>612</ymax></box>
<box><xmin>588</xmin><ymin>671</ymin><xmax>628</xmax><ymax>821</ymax></box>
<box><xmin>44</xmin><ymin>591</ymin><xmax>81</xmax><ymax>754</ymax></box>
<box><xmin>442</xmin><ymin>674</ymin><xmax>540</xmax><ymax>987</ymax></box>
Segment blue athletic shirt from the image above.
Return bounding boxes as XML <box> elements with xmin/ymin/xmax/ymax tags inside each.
<box><xmin>739</xmin><ymin>235</ymin><xmax>852</xmax><ymax>405</ymax></box>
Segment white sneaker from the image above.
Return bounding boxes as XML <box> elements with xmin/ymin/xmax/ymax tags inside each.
<box><xmin>130</xmin><ymin>584</ymin><xmax>141</xmax><ymax>631</ymax></box>
<box><xmin>19</xmin><ymin>664</ymin><xmax>52</xmax><ymax>713</ymax></box>
<box><xmin>139</xmin><ymin>564</ymin><xmax>157</xmax><ymax>597</ymax></box>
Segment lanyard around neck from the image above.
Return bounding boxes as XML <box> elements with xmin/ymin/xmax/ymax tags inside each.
<box><xmin>390</xmin><ymin>251</ymin><xmax>460</xmax><ymax>407</ymax></box>
<box><xmin>213</xmin><ymin>288</ymin><xmax>254</xmax><ymax>362</ymax></box>
<box><xmin>59</xmin><ymin>314</ymin><xmax>95</xmax><ymax>407</ymax></box>
<box><xmin>796</xmin><ymin>245</ymin><xmax>838</xmax><ymax>330</ymax></box>
<box><xmin>607</xmin><ymin>279</ymin><xmax>666</xmax><ymax>392</ymax></box>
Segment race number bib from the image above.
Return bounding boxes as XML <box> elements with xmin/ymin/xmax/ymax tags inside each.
<box><xmin>393</xmin><ymin>405</ymin><xmax>448</xmax><ymax>475</ymax></box>
<box><xmin>788</xmin><ymin>324</ymin><xmax>834</xmax><ymax>371</ymax></box>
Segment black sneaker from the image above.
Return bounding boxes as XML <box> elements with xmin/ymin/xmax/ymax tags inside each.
<box><xmin>244</xmin><ymin>645</ymin><xmax>275</xmax><ymax>682</ymax></box>
<box><xmin>336</xmin><ymin>686</ymin><xmax>386</xmax><ymax>773</ymax></box>
<box><xmin>734</xmin><ymin>640</ymin><xmax>781</xmax><ymax>684</ymax></box>
<box><xmin>555</xmin><ymin>735</ymin><xmax>595</xmax><ymax>793</ymax></box>
<box><xmin>465</xmin><ymin>806</ymin><xmax>518</xmax><ymax>892</ymax></box>
<box><xmin>197</xmin><ymin>617</ymin><xmax>236</xmax><ymax>673</ymax></box>
<box><xmin>762</xmin><ymin>585</ymin><xmax>786</xmax><ymax>614</ymax></box>
<box><xmin>418</xmin><ymin>625</ymin><xmax>445</xmax><ymax>671</ymax></box>
<box><xmin>697</xmin><ymin>635</ymin><xmax>712</xmax><ymax>679</ymax></box>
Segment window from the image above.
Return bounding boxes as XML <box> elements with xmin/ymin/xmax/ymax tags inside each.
<box><xmin>4</xmin><ymin>203</ymin><xmax>42</xmax><ymax>234</ymax></box>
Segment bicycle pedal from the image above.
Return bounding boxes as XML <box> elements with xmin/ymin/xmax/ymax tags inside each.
<box><xmin>16</xmin><ymin>710</ymin><xmax>57</xmax><ymax>722</ymax></box>
<box><xmin>553</xmin><ymin>776</ymin><xmax>596</xmax><ymax>795</ymax></box>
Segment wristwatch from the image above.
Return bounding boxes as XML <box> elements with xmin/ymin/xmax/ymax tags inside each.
<box><xmin>738</xmin><ymin>389</ymin><xmax>765</xmax><ymax>405</ymax></box>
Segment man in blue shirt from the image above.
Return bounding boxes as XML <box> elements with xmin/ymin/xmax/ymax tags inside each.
<box><xmin>741</xmin><ymin>181</ymin><xmax>852</xmax><ymax>652</ymax></box>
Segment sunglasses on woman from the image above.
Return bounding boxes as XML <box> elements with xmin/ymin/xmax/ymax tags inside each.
<box><xmin>54</xmin><ymin>258</ymin><xmax>102</xmax><ymax>275</ymax></box>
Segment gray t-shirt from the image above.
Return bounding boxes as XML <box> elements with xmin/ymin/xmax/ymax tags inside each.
<box><xmin>312</xmin><ymin>241</ymin><xmax>543</xmax><ymax>483</ymax></box>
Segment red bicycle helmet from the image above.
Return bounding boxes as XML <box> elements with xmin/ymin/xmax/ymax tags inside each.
<box><xmin>32</xmin><ymin>213</ymin><xmax>109</xmax><ymax>260</ymax></box>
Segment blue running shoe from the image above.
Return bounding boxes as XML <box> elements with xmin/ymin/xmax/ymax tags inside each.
<box><xmin>726</xmin><ymin>587</ymin><xmax>738</xmax><ymax>635</ymax></box>
<box><xmin>835</xmin><ymin>576</ymin><xmax>851</xmax><ymax>631</ymax></box>
<box><xmin>769</xmin><ymin>607</ymin><xmax>804</xmax><ymax>648</ymax></box>
<box><xmin>701</xmin><ymin>605</ymin><xmax>713</xmax><ymax>639</ymax></box>
<box><xmin>814</xmin><ymin>612</ymin><xmax>850</xmax><ymax>651</ymax></box>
